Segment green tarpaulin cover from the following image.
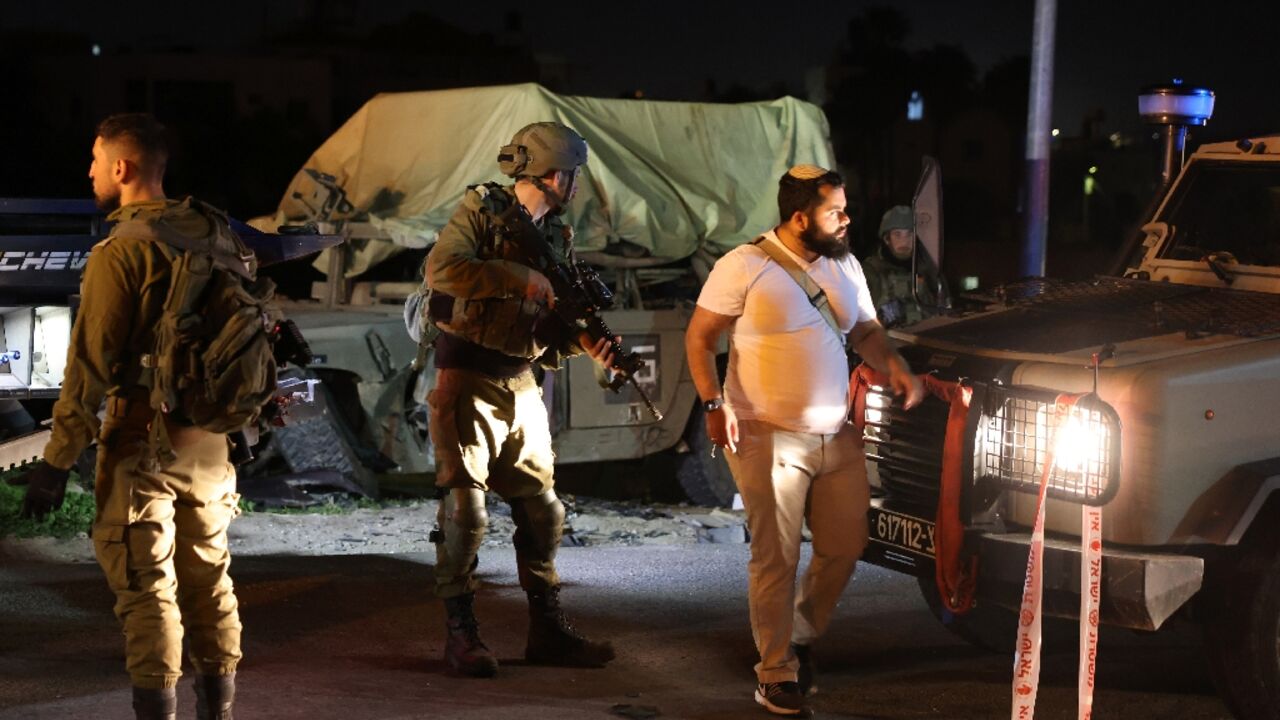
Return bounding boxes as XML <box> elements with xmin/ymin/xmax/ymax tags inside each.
<box><xmin>263</xmin><ymin>83</ymin><xmax>835</xmax><ymax>275</ymax></box>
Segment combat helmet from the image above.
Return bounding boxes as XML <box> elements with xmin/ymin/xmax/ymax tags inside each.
<box><xmin>878</xmin><ymin>205</ymin><xmax>914</xmax><ymax>239</ymax></box>
<box><xmin>498</xmin><ymin>122</ymin><xmax>589</xmax><ymax>178</ymax></box>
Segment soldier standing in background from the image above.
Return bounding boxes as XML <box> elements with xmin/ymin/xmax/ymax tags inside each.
<box><xmin>862</xmin><ymin>205</ymin><xmax>948</xmax><ymax>328</ymax></box>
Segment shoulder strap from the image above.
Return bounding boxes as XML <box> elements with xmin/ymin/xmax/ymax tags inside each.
<box><xmin>751</xmin><ymin>236</ymin><xmax>844</xmax><ymax>342</ymax></box>
<box><xmin>112</xmin><ymin>215</ymin><xmax>255</xmax><ymax>280</ymax></box>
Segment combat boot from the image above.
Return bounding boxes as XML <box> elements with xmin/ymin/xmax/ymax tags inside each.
<box><xmin>525</xmin><ymin>586</ymin><xmax>615</xmax><ymax>667</ymax></box>
<box><xmin>194</xmin><ymin>673</ymin><xmax>235</xmax><ymax>720</ymax></box>
<box><xmin>443</xmin><ymin>593</ymin><xmax>499</xmax><ymax>677</ymax></box>
<box><xmin>131</xmin><ymin>686</ymin><xmax>176</xmax><ymax>720</ymax></box>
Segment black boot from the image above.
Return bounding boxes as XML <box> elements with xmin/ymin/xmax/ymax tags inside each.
<box><xmin>194</xmin><ymin>673</ymin><xmax>235</xmax><ymax>720</ymax></box>
<box><xmin>132</xmin><ymin>686</ymin><xmax>176</xmax><ymax>720</ymax></box>
<box><xmin>525</xmin><ymin>586</ymin><xmax>615</xmax><ymax>667</ymax></box>
<box><xmin>443</xmin><ymin>593</ymin><xmax>499</xmax><ymax>677</ymax></box>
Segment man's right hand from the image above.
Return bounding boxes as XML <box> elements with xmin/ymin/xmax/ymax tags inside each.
<box><xmin>19</xmin><ymin>462</ymin><xmax>72</xmax><ymax>521</ymax></box>
<box><xmin>525</xmin><ymin>270</ymin><xmax>555</xmax><ymax>308</ymax></box>
<box><xmin>705</xmin><ymin>402</ymin><xmax>739</xmax><ymax>454</ymax></box>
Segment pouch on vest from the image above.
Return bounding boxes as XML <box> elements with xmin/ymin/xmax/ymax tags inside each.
<box><xmin>405</xmin><ymin>276</ymin><xmax>440</xmax><ymax>370</ymax></box>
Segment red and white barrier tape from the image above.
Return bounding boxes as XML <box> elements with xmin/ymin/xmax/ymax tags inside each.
<box><xmin>1011</xmin><ymin>394</ymin><xmax>1100</xmax><ymax>720</ymax></box>
<box><xmin>1079</xmin><ymin>502</ymin><xmax>1102</xmax><ymax>719</ymax></box>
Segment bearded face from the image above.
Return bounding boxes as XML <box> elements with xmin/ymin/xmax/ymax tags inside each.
<box><xmin>800</xmin><ymin>209</ymin><xmax>850</xmax><ymax>259</ymax></box>
<box><xmin>94</xmin><ymin>185</ymin><xmax>122</xmax><ymax>212</ymax></box>
<box><xmin>89</xmin><ymin>137</ymin><xmax>122</xmax><ymax>212</ymax></box>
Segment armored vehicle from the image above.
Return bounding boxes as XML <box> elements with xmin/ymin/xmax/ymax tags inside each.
<box><xmin>254</xmin><ymin>83</ymin><xmax>836</xmax><ymax>505</ymax></box>
<box><xmin>861</xmin><ymin>86</ymin><xmax>1280</xmax><ymax>718</ymax></box>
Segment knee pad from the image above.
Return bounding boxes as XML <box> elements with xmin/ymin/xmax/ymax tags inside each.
<box><xmin>510</xmin><ymin>490</ymin><xmax>564</xmax><ymax>551</ymax></box>
<box><xmin>444</xmin><ymin>488</ymin><xmax>488</xmax><ymax>531</ymax></box>
<box><xmin>519</xmin><ymin>490</ymin><xmax>565</xmax><ymax>530</ymax></box>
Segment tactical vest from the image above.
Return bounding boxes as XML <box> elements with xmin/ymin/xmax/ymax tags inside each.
<box><xmin>863</xmin><ymin>254</ymin><xmax>936</xmax><ymax>328</ymax></box>
<box><xmin>428</xmin><ymin>183</ymin><xmax>573</xmax><ymax>360</ymax></box>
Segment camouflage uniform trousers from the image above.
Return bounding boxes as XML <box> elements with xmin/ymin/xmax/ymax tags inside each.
<box><xmin>91</xmin><ymin>394</ymin><xmax>242</xmax><ymax>689</ymax></box>
<box><xmin>428</xmin><ymin>366</ymin><xmax>561</xmax><ymax>599</ymax></box>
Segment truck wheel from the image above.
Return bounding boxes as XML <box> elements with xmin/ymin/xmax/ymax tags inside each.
<box><xmin>1203</xmin><ymin>548</ymin><xmax>1280</xmax><ymax>720</ymax></box>
<box><xmin>676</xmin><ymin>407</ymin><xmax>737</xmax><ymax>507</ymax></box>
<box><xmin>916</xmin><ymin>575</ymin><xmax>1018</xmax><ymax>654</ymax></box>
<box><xmin>272</xmin><ymin>370</ymin><xmax>377</xmax><ymax>495</ymax></box>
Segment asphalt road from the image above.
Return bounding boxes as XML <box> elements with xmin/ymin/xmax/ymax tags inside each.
<box><xmin>0</xmin><ymin>544</ymin><xmax>1233</xmax><ymax>719</ymax></box>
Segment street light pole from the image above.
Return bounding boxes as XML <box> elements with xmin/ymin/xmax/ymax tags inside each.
<box><xmin>1020</xmin><ymin>0</ymin><xmax>1057</xmax><ymax>278</ymax></box>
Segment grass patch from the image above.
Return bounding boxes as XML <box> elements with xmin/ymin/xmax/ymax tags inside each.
<box><xmin>0</xmin><ymin>471</ymin><xmax>95</xmax><ymax>540</ymax></box>
<box><xmin>2</xmin><ymin>469</ymin><xmax>421</xmax><ymax>537</ymax></box>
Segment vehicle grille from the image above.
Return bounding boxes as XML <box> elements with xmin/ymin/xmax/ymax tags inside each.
<box><xmin>863</xmin><ymin>385</ymin><xmax>949</xmax><ymax>511</ymax></box>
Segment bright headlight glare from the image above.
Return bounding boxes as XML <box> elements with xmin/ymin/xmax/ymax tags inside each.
<box><xmin>1052</xmin><ymin>414</ymin><xmax>1102</xmax><ymax>475</ymax></box>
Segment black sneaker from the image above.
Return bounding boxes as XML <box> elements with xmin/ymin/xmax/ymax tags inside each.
<box><xmin>754</xmin><ymin>681</ymin><xmax>807</xmax><ymax>716</ymax></box>
<box><xmin>791</xmin><ymin>643</ymin><xmax>818</xmax><ymax>696</ymax></box>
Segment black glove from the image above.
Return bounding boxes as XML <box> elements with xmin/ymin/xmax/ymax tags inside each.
<box><xmin>19</xmin><ymin>462</ymin><xmax>72</xmax><ymax>521</ymax></box>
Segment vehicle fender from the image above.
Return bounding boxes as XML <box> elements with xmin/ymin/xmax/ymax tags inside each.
<box><xmin>1169</xmin><ymin>457</ymin><xmax>1280</xmax><ymax>546</ymax></box>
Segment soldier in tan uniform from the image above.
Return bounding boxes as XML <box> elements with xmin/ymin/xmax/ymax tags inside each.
<box><xmin>20</xmin><ymin>114</ymin><xmax>242</xmax><ymax>720</ymax></box>
<box><xmin>862</xmin><ymin>205</ymin><xmax>948</xmax><ymax>328</ymax></box>
<box><xmin>424</xmin><ymin>121</ymin><xmax>616</xmax><ymax>677</ymax></box>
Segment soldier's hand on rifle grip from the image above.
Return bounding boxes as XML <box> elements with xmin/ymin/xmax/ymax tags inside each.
<box><xmin>581</xmin><ymin>332</ymin><xmax>618</xmax><ymax>369</ymax></box>
<box><xmin>525</xmin><ymin>270</ymin><xmax>556</xmax><ymax>309</ymax></box>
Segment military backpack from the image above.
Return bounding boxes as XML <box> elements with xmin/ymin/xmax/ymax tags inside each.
<box><xmin>114</xmin><ymin>199</ymin><xmax>280</xmax><ymax>434</ymax></box>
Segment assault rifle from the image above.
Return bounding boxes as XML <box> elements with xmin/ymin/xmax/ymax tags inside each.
<box><xmin>492</xmin><ymin>203</ymin><xmax>663</xmax><ymax>421</ymax></box>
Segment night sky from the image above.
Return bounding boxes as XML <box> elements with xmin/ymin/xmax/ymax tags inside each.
<box><xmin>7</xmin><ymin>0</ymin><xmax>1279</xmax><ymax>142</ymax></box>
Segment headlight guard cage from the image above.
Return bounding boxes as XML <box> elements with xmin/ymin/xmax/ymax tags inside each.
<box><xmin>973</xmin><ymin>384</ymin><xmax>1122</xmax><ymax>507</ymax></box>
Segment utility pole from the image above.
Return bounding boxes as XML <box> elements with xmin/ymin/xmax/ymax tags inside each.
<box><xmin>1020</xmin><ymin>0</ymin><xmax>1057</xmax><ymax>278</ymax></box>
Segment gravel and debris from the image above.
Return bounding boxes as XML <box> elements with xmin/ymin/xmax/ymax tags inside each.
<box><xmin>1</xmin><ymin>494</ymin><xmax>749</xmax><ymax>564</ymax></box>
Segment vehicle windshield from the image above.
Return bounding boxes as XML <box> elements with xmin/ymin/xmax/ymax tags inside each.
<box><xmin>1157</xmin><ymin>161</ymin><xmax>1280</xmax><ymax>267</ymax></box>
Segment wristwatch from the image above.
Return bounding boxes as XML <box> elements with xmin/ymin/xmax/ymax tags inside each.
<box><xmin>701</xmin><ymin>397</ymin><xmax>724</xmax><ymax>413</ymax></box>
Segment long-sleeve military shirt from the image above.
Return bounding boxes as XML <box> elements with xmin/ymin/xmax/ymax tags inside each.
<box><xmin>43</xmin><ymin>199</ymin><xmax>209</xmax><ymax>470</ymax></box>
<box><xmin>425</xmin><ymin>184</ymin><xmax>584</xmax><ymax>364</ymax></box>
<box><xmin>426</xmin><ymin>184</ymin><xmax>559</xmax><ymax>301</ymax></box>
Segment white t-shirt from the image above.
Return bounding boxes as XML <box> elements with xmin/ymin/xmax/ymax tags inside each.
<box><xmin>696</xmin><ymin>230</ymin><xmax>878</xmax><ymax>434</ymax></box>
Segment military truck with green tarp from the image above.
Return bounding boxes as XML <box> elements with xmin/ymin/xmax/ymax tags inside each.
<box><xmin>252</xmin><ymin>83</ymin><xmax>836</xmax><ymax>505</ymax></box>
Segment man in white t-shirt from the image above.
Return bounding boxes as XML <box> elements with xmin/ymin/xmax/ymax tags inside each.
<box><xmin>686</xmin><ymin>165</ymin><xmax>923</xmax><ymax>716</ymax></box>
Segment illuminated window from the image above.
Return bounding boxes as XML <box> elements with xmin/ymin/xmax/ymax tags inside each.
<box><xmin>907</xmin><ymin>91</ymin><xmax>924</xmax><ymax>121</ymax></box>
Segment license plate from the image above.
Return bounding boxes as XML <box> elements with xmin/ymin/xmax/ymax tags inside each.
<box><xmin>868</xmin><ymin>506</ymin><xmax>936</xmax><ymax>559</ymax></box>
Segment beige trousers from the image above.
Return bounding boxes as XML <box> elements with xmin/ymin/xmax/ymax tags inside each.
<box><xmin>726</xmin><ymin>419</ymin><xmax>870</xmax><ymax>684</ymax></box>
<box><xmin>92</xmin><ymin>398</ymin><xmax>242</xmax><ymax>689</ymax></box>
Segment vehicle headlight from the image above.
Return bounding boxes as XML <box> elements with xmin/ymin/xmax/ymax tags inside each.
<box><xmin>976</xmin><ymin>387</ymin><xmax>1121</xmax><ymax>506</ymax></box>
